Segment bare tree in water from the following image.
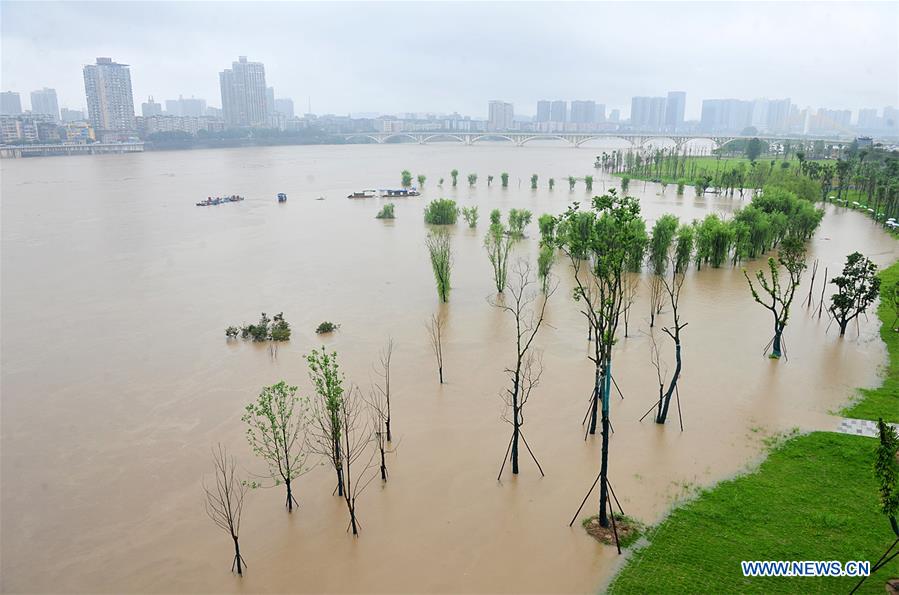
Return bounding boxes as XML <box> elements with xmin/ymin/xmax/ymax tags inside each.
<box><xmin>338</xmin><ymin>385</ymin><xmax>379</xmax><ymax>535</ymax></box>
<box><xmin>744</xmin><ymin>237</ymin><xmax>806</xmax><ymax>359</ymax></box>
<box><xmin>490</xmin><ymin>260</ymin><xmax>556</xmax><ymax>478</ymax></box>
<box><xmin>373</xmin><ymin>338</ymin><xmax>394</xmax><ymax>441</ymax></box>
<box><xmin>307</xmin><ymin>347</ymin><xmax>347</xmax><ymax>497</ymax></box>
<box><xmin>204</xmin><ymin>444</ymin><xmax>248</xmax><ymax>576</ymax></box>
<box><xmin>242</xmin><ymin>381</ymin><xmax>311</xmax><ymax>512</ymax></box>
<box><xmin>427</xmin><ymin>312</ymin><xmax>446</xmax><ymax>384</ymax></box>
<box><xmin>367</xmin><ymin>379</ymin><xmax>395</xmax><ymax>482</ymax></box>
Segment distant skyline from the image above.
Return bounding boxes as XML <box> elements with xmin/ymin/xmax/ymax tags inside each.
<box><xmin>2</xmin><ymin>1</ymin><xmax>897</xmax><ymax>119</ymax></box>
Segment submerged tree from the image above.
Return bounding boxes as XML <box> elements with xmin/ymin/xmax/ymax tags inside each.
<box><xmin>488</xmin><ymin>174</ymin><xmax>494</xmax><ymax>186</ymax></box>
<box><xmin>829</xmin><ymin>252</ymin><xmax>881</xmax><ymax>336</ymax></box>
<box><xmin>461</xmin><ymin>206</ymin><xmax>479</xmax><ymax>228</ymax></box>
<box><xmin>555</xmin><ymin>190</ymin><xmax>645</xmax><ymax>533</ymax></box>
<box><xmin>530</xmin><ymin>174</ymin><xmax>538</xmax><ymax>189</ymax></box>
<box><xmin>401</xmin><ymin>170</ymin><xmax>413</xmax><ymax>188</ymax></box>
<box><xmin>468</xmin><ymin>173</ymin><xmax>478</xmax><ymax>187</ymax></box>
<box><xmin>307</xmin><ymin>347</ymin><xmax>347</xmax><ymax>497</ymax></box>
<box><xmin>417</xmin><ymin>174</ymin><xmax>426</xmax><ymax>188</ymax></box>
<box><xmin>485</xmin><ymin>218</ymin><xmax>514</xmax><ymax>293</ymax></box>
<box><xmin>490</xmin><ymin>261</ymin><xmax>555</xmax><ymax>478</ymax></box>
<box><xmin>508</xmin><ymin>208</ymin><xmax>532</xmax><ymax>238</ymax></box>
<box><xmin>647</xmin><ymin>214</ymin><xmax>679</xmax><ymax>327</ymax></box>
<box><xmin>451</xmin><ymin>168</ymin><xmax>459</xmax><ymax>187</ymax></box>
<box><xmin>373</xmin><ymin>338</ymin><xmax>394</xmax><ymax>441</ymax></box>
<box><xmin>336</xmin><ymin>385</ymin><xmax>378</xmax><ymax>535</ymax></box>
<box><xmin>654</xmin><ymin>253</ymin><xmax>689</xmax><ymax>425</ymax></box>
<box><xmin>501</xmin><ymin>172</ymin><xmax>509</xmax><ymax>188</ymax></box>
<box><xmin>568</xmin><ymin>175</ymin><xmax>577</xmax><ymax>191</ymax></box>
<box><xmin>427</xmin><ymin>312</ymin><xmax>446</xmax><ymax>384</ymax></box>
<box><xmin>585</xmin><ymin>175</ymin><xmax>594</xmax><ymax>192</ymax></box>
<box><xmin>538</xmin><ymin>244</ymin><xmax>555</xmax><ymax>294</ymax></box>
<box><xmin>549</xmin><ymin>177</ymin><xmax>555</xmax><ymax>190</ymax></box>
<box><xmin>367</xmin><ymin>383</ymin><xmax>393</xmax><ymax>482</ymax></box>
<box><xmin>203</xmin><ymin>444</ymin><xmax>248</xmax><ymax>576</ymax></box>
<box><xmin>743</xmin><ymin>238</ymin><xmax>807</xmax><ymax>358</ymax></box>
<box><xmin>242</xmin><ymin>381</ymin><xmax>310</xmax><ymax>512</ymax></box>
<box><xmin>426</xmin><ymin>229</ymin><xmax>453</xmax><ymax>302</ymax></box>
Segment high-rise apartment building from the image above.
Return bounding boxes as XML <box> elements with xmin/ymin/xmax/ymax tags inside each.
<box><xmin>83</xmin><ymin>57</ymin><xmax>136</xmax><ymax>134</ymax></box>
<box><xmin>274</xmin><ymin>98</ymin><xmax>295</xmax><ymax>118</ymax></box>
<box><xmin>765</xmin><ymin>98</ymin><xmax>791</xmax><ymax>133</ymax></box>
<box><xmin>1</xmin><ymin>91</ymin><xmax>23</xmax><ymax>116</ymax></box>
<box><xmin>550</xmin><ymin>100</ymin><xmax>567</xmax><ymax>123</ymax></box>
<box><xmin>700</xmin><ymin>98</ymin><xmax>752</xmax><ymax>132</ymax></box>
<box><xmin>165</xmin><ymin>95</ymin><xmax>206</xmax><ymax>117</ymax></box>
<box><xmin>30</xmin><ymin>88</ymin><xmax>59</xmax><ymax>121</ymax></box>
<box><xmin>266</xmin><ymin>87</ymin><xmax>275</xmax><ymax>117</ymax></box>
<box><xmin>630</xmin><ymin>96</ymin><xmax>666</xmax><ymax>130</ymax></box>
<box><xmin>665</xmin><ymin>91</ymin><xmax>686</xmax><ymax>131</ymax></box>
<box><xmin>60</xmin><ymin>107</ymin><xmax>86</xmax><ymax>122</ymax></box>
<box><xmin>535</xmin><ymin>100</ymin><xmax>551</xmax><ymax>122</ymax></box>
<box><xmin>487</xmin><ymin>100</ymin><xmax>514</xmax><ymax>131</ymax></box>
<box><xmin>219</xmin><ymin>56</ymin><xmax>268</xmax><ymax>128</ymax></box>
<box><xmin>570</xmin><ymin>100</ymin><xmax>597</xmax><ymax>124</ymax></box>
<box><xmin>142</xmin><ymin>96</ymin><xmax>163</xmax><ymax>117</ymax></box>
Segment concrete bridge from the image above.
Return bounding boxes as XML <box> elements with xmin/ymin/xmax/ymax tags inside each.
<box><xmin>342</xmin><ymin>131</ymin><xmax>852</xmax><ymax>151</ymax></box>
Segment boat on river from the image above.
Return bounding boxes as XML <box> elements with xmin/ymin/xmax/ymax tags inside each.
<box><xmin>347</xmin><ymin>188</ymin><xmax>420</xmax><ymax>199</ymax></box>
<box><xmin>277</xmin><ymin>193</ymin><xmax>287</xmax><ymax>203</ymax></box>
<box><xmin>196</xmin><ymin>195</ymin><xmax>245</xmax><ymax>207</ymax></box>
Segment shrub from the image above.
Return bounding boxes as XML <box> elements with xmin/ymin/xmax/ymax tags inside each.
<box><xmin>376</xmin><ymin>203</ymin><xmax>396</xmax><ymax>219</ymax></box>
<box><xmin>230</xmin><ymin>312</ymin><xmax>291</xmax><ymax>342</ymax></box>
<box><xmin>423</xmin><ymin>199</ymin><xmax>459</xmax><ymax>225</ymax></box>
<box><xmin>508</xmin><ymin>209</ymin><xmax>532</xmax><ymax>238</ymax></box>
<box><xmin>316</xmin><ymin>321</ymin><xmax>340</xmax><ymax>334</ymax></box>
<box><xmin>462</xmin><ymin>206</ymin><xmax>479</xmax><ymax>228</ymax></box>
<box><xmin>225</xmin><ymin>326</ymin><xmax>239</xmax><ymax>338</ymax></box>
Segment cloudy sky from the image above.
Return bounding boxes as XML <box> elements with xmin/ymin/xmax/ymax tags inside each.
<box><xmin>2</xmin><ymin>1</ymin><xmax>897</xmax><ymax>119</ymax></box>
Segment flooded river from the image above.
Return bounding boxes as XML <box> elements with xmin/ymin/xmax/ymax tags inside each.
<box><xmin>2</xmin><ymin>143</ymin><xmax>897</xmax><ymax>593</ymax></box>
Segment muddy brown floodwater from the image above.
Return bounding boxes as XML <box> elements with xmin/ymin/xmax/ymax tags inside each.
<box><xmin>2</xmin><ymin>143</ymin><xmax>897</xmax><ymax>594</ymax></box>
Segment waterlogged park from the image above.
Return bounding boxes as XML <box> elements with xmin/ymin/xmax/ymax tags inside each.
<box><xmin>2</xmin><ymin>141</ymin><xmax>899</xmax><ymax>593</ymax></box>
<box><xmin>201</xmin><ymin>142</ymin><xmax>899</xmax><ymax>592</ymax></box>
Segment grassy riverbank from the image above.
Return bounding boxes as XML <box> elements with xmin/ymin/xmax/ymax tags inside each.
<box><xmin>607</xmin><ymin>432</ymin><xmax>897</xmax><ymax>593</ymax></box>
<box><xmin>842</xmin><ymin>260</ymin><xmax>899</xmax><ymax>423</ymax></box>
<box><xmin>614</xmin><ymin>155</ymin><xmax>801</xmax><ymax>186</ymax></box>
<box><xmin>608</xmin><ymin>260</ymin><xmax>899</xmax><ymax>593</ymax></box>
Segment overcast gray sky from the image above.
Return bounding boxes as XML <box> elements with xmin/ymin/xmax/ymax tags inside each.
<box><xmin>2</xmin><ymin>1</ymin><xmax>897</xmax><ymax>119</ymax></box>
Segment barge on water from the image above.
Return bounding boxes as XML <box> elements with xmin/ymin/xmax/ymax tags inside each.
<box><xmin>347</xmin><ymin>188</ymin><xmax>420</xmax><ymax>199</ymax></box>
<box><xmin>196</xmin><ymin>195</ymin><xmax>245</xmax><ymax>207</ymax></box>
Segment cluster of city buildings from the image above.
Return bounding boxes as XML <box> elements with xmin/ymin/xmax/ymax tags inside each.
<box><xmin>1</xmin><ymin>56</ymin><xmax>897</xmax><ymax>149</ymax></box>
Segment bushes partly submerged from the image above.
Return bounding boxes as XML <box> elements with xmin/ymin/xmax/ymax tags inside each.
<box><xmin>226</xmin><ymin>312</ymin><xmax>291</xmax><ymax>341</ymax></box>
<box><xmin>424</xmin><ymin>199</ymin><xmax>459</xmax><ymax>225</ymax></box>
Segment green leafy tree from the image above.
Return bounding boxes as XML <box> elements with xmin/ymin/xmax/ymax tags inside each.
<box><xmin>451</xmin><ymin>169</ymin><xmax>459</xmax><ymax>187</ymax></box>
<box><xmin>417</xmin><ymin>174</ymin><xmax>426</xmax><ymax>188</ymax></box>
<box><xmin>242</xmin><ymin>381</ymin><xmax>311</xmax><ymax>511</ymax></box>
<box><xmin>501</xmin><ymin>172</ymin><xmax>509</xmax><ymax>188</ymax></box>
<box><xmin>585</xmin><ymin>175</ymin><xmax>594</xmax><ymax>191</ymax></box>
<box><xmin>461</xmin><ymin>206</ymin><xmax>479</xmax><ymax>228</ymax></box>
<box><xmin>508</xmin><ymin>209</ymin><xmax>532</xmax><ymax>238</ymax></box>
<box><xmin>401</xmin><ymin>170</ymin><xmax>413</xmax><ymax>188</ymax></box>
<box><xmin>468</xmin><ymin>173</ymin><xmax>478</xmax><ymax>187</ymax></box>
<box><xmin>485</xmin><ymin>219</ymin><xmax>513</xmax><ymax>293</ymax></box>
<box><xmin>530</xmin><ymin>174</ymin><xmax>538</xmax><ymax>189</ymax></box>
<box><xmin>620</xmin><ymin>176</ymin><xmax>630</xmax><ymax>193</ymax></box>
<box><xmin>537</xmin><ymin>213</ymin><xmax>556</xmax><ymax>246</ymax></box>
<box><xmin>376</xmin><ymin>203</ymin><xmax>395</xmax><ymax>219</ymax></box>
<box><xmin>568</xmin><ymin>176</ymin><xmax>577</xmax><ymax>191</ymax></box>
<box><xmin>554</xmin><ymin>189</ymin><xmax>646</xmax><ymax>532</ymax></box>
<box><xmin>549</xmin><ymin>178</ymin><xmax>555</xmax><ymax>190</ymax></box>
<box><xmin>538</xmin><ymin>243</ymin><xmax>555</xmax><ymax>294</ymax></box>
<box><xmin>875</xmin><ymin>419</ymin><xmax>899</xmax><ymax>536</ymax></box>
<box><xmin>743</xmin><ymin>238</ymin><xmax>807</xmax><ymax>358</ymax></box>
<box><xmin>829</xmin><ymin>252</ymin><xmax>881</xmax><ymax>336</ymax></box>
<box><xmin>648</xmin><ymin>214</ymin><xmax>680</xmax><ymax>327</ymax></box>
<box><xmin>426</xmin><ymin>229</ymin><xmax>453</xmax><ymax>302</ymax></box>
<box><xmin>306</xmin><ymin>347</ymin><xmax>347</xmax><ymax>496</ymax></box>
<box><xmin>745</xmin><ymin>138</ymin><xmax>763</xmax><ymax>162</ymax></box>
<box><xmin>423</xmin><ymin>199</ymin><xmax>459</xmax><ymax>224</ymax></box>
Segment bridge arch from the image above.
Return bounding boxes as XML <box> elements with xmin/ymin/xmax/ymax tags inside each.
<box><xmin>380</xmin><ymin>133</ymin><xmax>421</xmax><ymax>144</ymax></box>
<box><xmin>344</xmin><ymin>133</ymin><xmax>385</xmax><ymax>144</ymax></box>
<box><xmin>421</xmin><ymin>134</ymin><xmax>466</xmax><ymax>144</ymax></box>
<box><xmin>518</xmin><ymin>134</ymin><xmax>573</xmax><ymax>146</ymax></box>
<box><xmin>469</xmin><ymin>134</ymin><xmax>517</xmax><ymax>145</ymax></box>
<box><xmin>574</xmin><ymin>135</ymin><xmax>636</xmax><ymax>148</ymax></box>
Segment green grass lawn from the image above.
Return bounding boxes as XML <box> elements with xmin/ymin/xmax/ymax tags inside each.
<box><xmin>615</xmin><ymin>155</ymin><xmax>801</xmax><ymax>185</ymax></box>
<box><xmin>608</xmin><ymin>432</ymin><xmax>898</xmax><ymax>593</ymax></box>
<box><xmin>842</xmin><ymin>260</ymin><xmax>899</xmax><ymax>423</ymax></box>
<box><xmin>607</xmin><ymin>259</ymin><xmax>899</xmax><ymax>593</ymax></box>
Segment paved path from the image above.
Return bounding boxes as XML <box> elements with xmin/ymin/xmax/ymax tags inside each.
<box><xmin>835</xmin><ymin>417</ymin><xmax>899</xmax><ymax>438</ymax></box>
